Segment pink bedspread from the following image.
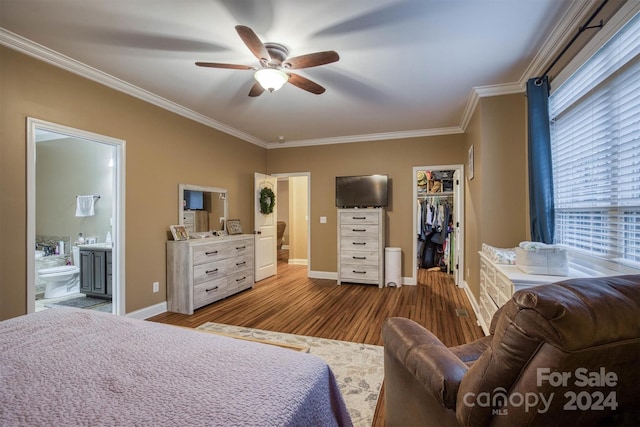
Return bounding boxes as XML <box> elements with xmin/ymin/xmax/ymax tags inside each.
<box><xmin>0</xmin><ymin>308</ymin><xmax>352</xmax><ymax>426</ymax></box>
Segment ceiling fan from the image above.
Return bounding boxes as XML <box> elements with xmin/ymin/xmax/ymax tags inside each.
<box><xmin>196</xmin><ymin>25</ymin><xmax>339</xmax><ymax>97</ymax></box>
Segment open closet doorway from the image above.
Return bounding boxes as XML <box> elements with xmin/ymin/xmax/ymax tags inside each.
<box><xmin>274</xmin><ymin>173</ymin><xmax>310</xmax><ymax>275</ymax></box>
<box><xmin>27</xmin><ymin>118</ymin><xmax>126</xmax><ymax>316</ymax></box>
<box><xmin>412</xmin><ymin>165</ymin><xmax>464</xmax><ymax>287</ymax></box>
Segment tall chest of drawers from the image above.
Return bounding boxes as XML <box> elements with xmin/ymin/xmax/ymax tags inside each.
<box><xmin>337</xmin><ymin>208</ymin><xmax>385</xmax><ymax>288</ymax></box>
<box><xmin>167</xmin><ymin>235</ymin><xmax>254</xmax><ymax>314</ymax></box>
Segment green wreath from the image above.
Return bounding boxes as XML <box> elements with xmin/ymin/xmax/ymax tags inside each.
<box><xmin>259</xmin><ymin>187</ymin><xmax>276</xmax><ymax>214</ymax></box>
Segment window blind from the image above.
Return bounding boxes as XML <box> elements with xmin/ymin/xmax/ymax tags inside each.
<box><xmin>549</xmin><ymin>11</ymin><xmax>640</xmax><ymax>267</ymax></box>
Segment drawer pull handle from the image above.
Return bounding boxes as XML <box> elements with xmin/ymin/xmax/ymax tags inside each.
<box><xmin>236</xmin><ymin>276</ymin><xmax>247</xmax><ymax>282</ymax></box>
<box><xmin>353</xmin><ymin>270</ymin><xmax>367</xmax><ymax>274</ymax></box>
<box><xmin>353</xmin><ymin>256</ymin><xmax>366</xmax><ymax>260</ymax></box>
<box><xmin>352</xmin><ymin>228</ymin><xmax>366</xmax><ymax>232</ymax></box>
<box><xmin>236</xmin><ymin>261</ymin><xmax>246</xmax><ymax>266</ymax></box>
<box><xmin>205</xmin><ymin>286</ymin><xmax>219</xmax><ymax>293</ymax></box>
<box><xmin>236</xmin><ymin>245</ymin><xmax>246</xmax><ymax>250</ymax></box>
<box><xmin>352</xmin><ymin>216</ymin><xmax>366</xmax><ymax>220</ymax></box>
<box><xmin>205</xmin><ymin>268</ymin><xmax>219</xmax><ymax>274</ymax></box>
<box><xmin>352</xmin><ymin>242</ymin><xmax>366</xmax><ymax>246</ymax></box>
<box><xmin>205</xmin><ymin>251</ymin><xmax>218</xmax><ymax>256</ymax></box>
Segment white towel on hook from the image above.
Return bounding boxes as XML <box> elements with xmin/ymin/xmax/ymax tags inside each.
<box><xmin>76</xmin><ymin>196</ymin><xmax>96</xmax><ymax>217</ymax></box>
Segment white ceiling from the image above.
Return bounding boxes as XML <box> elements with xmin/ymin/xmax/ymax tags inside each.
<box><xmin>1</xmin><ymin>0</ymin><xmax>578</xmax><ymax>148</ymax></box>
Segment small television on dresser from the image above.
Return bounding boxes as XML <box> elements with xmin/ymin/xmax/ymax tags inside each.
<box><xmin>335</xmin><ymin>174</ymin><xmax>389</xmax><ymax>208</ymax></box>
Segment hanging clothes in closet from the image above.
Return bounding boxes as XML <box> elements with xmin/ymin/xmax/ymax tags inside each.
<box><xmin>417</xmin><ymin>194</ymin><xmax>454</xmax><ymax>271</ymax></box>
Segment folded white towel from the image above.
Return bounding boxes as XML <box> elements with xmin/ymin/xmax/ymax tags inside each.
<box><xmin>76</xmin><ymin>196</ymin><xmax>95</xmax><ymax>217</ymax></box>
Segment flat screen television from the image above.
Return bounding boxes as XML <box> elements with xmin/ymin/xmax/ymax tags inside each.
<box><xmin>184</xmin><ymin>190</ymin><xmax>204</xmax><ymax>210</ymax></box>
<box><xmin>336</xmin><ymin>175</ymin><xmax>388</xmax><ymax>208</ymax></box>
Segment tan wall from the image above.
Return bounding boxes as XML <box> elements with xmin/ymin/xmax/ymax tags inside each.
<box><xmin>463</xmin><ymin>104</ymin><xmax>483</xmax><ymax>298</ymax></box>
<box><xmin>0</xmin><ymin>47</ymin><xmax>266</xmax><ymax>319</ymax></box>
<box><xmin>463</xmin><ymin>93</ymin><xmax>528</xmax><ymax>299</ymax></box>
<box><xmin>266</xmin><ymin>136</ymin><xmax>466</xmax><ymax>276</ymax></box>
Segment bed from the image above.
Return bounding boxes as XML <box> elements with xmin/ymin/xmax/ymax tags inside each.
<box><xmin>0</xmin><ymin>308</ymin><xmax>352</xmax><ymax>426</ymax></box>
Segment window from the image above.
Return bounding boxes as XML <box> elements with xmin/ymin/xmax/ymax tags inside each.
<box><xmin>549</xmin><ymin>11</ymin><xmax>640</xmax><ymax>270</ymax></box>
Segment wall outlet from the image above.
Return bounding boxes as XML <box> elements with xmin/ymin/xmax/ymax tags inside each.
<box><xmin>152</xmin><ymin>281</ymin><xmax>160</xmax><ymax>293</ymax></box>
<box><xmin>320</xmin><ymin>216</ymin><xmax>327</xmax><ymax>224</ymax></box>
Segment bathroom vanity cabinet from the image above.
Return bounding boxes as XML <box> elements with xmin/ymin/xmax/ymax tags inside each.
<box><xmin>79</xmin><ymin>248</ymin><xmax>112</xmax><ymax>298</ymax></box>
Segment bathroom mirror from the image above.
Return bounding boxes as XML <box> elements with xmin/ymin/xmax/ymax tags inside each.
<box><xmin>178</xmin><ymin>184</ymin><xmax>228</xmax><ymax>234</ymax></box>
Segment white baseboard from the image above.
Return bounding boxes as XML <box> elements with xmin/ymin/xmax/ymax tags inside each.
<box><xmin>401</xmin><ymin>276</ymin><xmax>416</xmax><ymax>286</ymax></box>
<box><xmin>127</xmin><ymin>301</ymin><xmax>167</xmax><ymax>320</ymax></box>
<box><xmin>287</xmin><ymin>258</ymin><xmax>308</xmax><ymax>266</ymax></box>
<box><xmin>309</xmin><ymin>270</ymin><xmax>338</xmax><ymax>280</ymax></box>
<box><xmin>462</xmin><ymin>280</ymin><xmax>486</xmax><ymax>335</ymax></box>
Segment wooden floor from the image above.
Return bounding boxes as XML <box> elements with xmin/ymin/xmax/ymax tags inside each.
<box><xmin>149</xmin><ymin>252</ymin><xmax>484</xmax><ymax>426</ymax></box>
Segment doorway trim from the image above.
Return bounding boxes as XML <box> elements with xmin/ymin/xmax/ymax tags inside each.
<box><xmin>27</xmin><ymin>118</ymin><xmax>126</xmax><ymax>315</ymax></box>
<box><xmin>412</xmin><ymin>164</ymin><xmax>465</xmax><ymax>287</ymax></box>
<box><xmin>272</xmin><ymin>172</ymin><xmax>311</xmax><ymax>277</ymax></box>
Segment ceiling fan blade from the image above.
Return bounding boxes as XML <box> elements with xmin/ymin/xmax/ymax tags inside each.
<box><xmin>287</xmin><ymin>73</ymin><xmax>326</xmax><ymax>95</ymax></box>
<box><xmin>283</xmin><ymin>51</ymin><xmax>339</xmax><ymax>69</ymax></box>
<box><xmin>248</xmin><ymin>82</ymin><xmax>265</xmax><ymax>97</ymax></box>
<box><xmin>235</xmin><ymin>25</ymin><xmax>271</xmax><ymax>62</ymax></box>
<box><xmin>195</xmin><ymin>62</ymin><xmax>256</xmax><ymax>70</ymax></box>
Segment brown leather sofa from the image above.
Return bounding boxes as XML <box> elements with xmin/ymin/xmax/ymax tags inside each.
<box><xmin>382</xmin><ymin>274</ymin><xmax>640</xmax><ymax>427</ymax></box>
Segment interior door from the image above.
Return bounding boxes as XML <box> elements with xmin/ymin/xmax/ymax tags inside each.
<box><xmin>254</xmin><ymin>173</ymin><xmax>278</xmax><ymax>281</ymax></box>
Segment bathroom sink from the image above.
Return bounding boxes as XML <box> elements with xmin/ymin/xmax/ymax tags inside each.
<box><xmin>78</xmin><ymin>242</ymin><xmax>113</xmax><ymax>249</ymax></box>
<box><xmin>35</xmin><ymin>250</ymin><xmax>45</xmax><ymax>259</ymax></box>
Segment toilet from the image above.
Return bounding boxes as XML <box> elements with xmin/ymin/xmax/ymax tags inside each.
<box><xmin>38</xmin><ymin>246</ymin><xmax>81</xmax><ymax>299</ymax></box>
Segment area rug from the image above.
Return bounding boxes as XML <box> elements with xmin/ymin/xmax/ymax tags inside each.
<box><xmin>47</xmin><ymin>296</ymin><xmax>109</xmax><ymax>309</ymax></box>
<box><xmin>196</xmin><ymin>322</ymin><xmax>384</xmax><ymax>427</ymax></box>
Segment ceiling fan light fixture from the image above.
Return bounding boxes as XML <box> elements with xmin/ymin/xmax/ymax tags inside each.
<box><xmin>254</xmin><ymin>68</ymin><xmax>289</xmax><ymax>92</ymax></box>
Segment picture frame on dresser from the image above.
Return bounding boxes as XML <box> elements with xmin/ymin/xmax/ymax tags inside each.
<box><xmin>169</xmin><ymin>225</ymin><xmax>189</xmax><ymax>241</ymax></box>
<box><xmin>227</xmin><ymin>219</ymin><xmax>242</xmax><ymax>235</ymax></box>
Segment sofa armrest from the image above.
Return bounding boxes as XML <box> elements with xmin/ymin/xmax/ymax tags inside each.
<box><xmin>382</xmin><ymin>317</ymin><xmax>469</xmax><ymax>410</ymax></box>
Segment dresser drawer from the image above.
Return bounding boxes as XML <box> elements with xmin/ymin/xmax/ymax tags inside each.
<box><xmin>193</xmin><ymin>278</ymin><xmax>227</xmax><ymax>308</ymax></box>
<box><xmin>340</xmin><ymin>263</ymin><xmax>379</xmax><ymax>281</ymax></box>
<box><xmin>340</xmin><ymin>235</ymin><xmax>379</xmax><ymax>251</ymax></box>
<box><xmin>193</xmin><ymin>243</ymin><xmax>232</xmax><ymax>265</ymax></box>
<box><xmin>228</xmin><ymin>240</ymin><xmax>253</xmax><ymax>258</ymax></box>
<box><xmin>193</xmin><ymin>259</ymin><xmax>227</xmax><ymax>285</ymax></box>
<box><xmin>340</xmin><ymin>224</ymin><xmax>379</xmax><ymax>236</ymax></box>
<box><xmin>340</xmin><ymin>211</ymin><xmax>380</xmax><ymax>225</ymax></box>
<box><xmin>226</xmin><ymin>253</ymin><xmax>253</xmax><ymax>273</ymax></box>
<box><xmin>496</xmin><ymin>274</ymin><xmax>513</xmax><ymax>306</ymax></box>
<box><xmin>227</xmin><ymin>270</ymin><xmax>253</xmax><ymax>293</ymax></box>
<box><xmin>340</xmin><ymin>250</ymin><xmax>379</xmax><ymax>265</ymax></box>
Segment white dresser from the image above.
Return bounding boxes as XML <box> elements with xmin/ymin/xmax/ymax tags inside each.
<box><xmin>337</xmin><ymin>208</ymin><xmax>385</xmax><ymax>288</ymax></box>
<box><xmin>478</xmin><ymin>251</ymin><xmax>587</xmax><ymax>335</ymax></box>
<box><xmin>167</xmin><ymin>235</ymin><xmax>254</xmax><ymax>314</ymax></box>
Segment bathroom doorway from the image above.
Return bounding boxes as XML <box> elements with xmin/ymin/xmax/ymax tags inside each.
<box><xmin>27</xmin><ymin>118</ymin><xmax>125</xmax><ymax>316</ymax></box>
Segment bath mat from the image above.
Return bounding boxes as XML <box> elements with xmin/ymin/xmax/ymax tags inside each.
<box><xmin>48</xmin><ymin>296</ymin><xmax>110</xmax><ymax>309</ymax></box>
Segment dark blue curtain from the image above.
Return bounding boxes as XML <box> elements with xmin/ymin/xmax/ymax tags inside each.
<box><xmin>526</xmin><ymin>76</ymin><xmax>555</xmax><ymax>243</ymax></box>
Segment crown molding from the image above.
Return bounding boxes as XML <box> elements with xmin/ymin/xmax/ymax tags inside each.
<box><xmin>519</xmin><ymin>0</ymin><xmax>601</xmax><ymax>84</ymax></box>
<box><xmin>1</xmin><ymin>0</ymin><xmax>587</xmax><ymax>150</ymax></box>
<box><xmin>0</xmin><ymin>28</ymin><xmax>266</xmax><ymax>148</ymax></box>
<box><xmin>266</xmin><ymin>126</ymin><xmax>464</xmax><ymax>149</ymax></box>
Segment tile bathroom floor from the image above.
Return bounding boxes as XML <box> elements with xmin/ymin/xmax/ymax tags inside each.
<box><xmin>35</xmin><ymin>294</ymin><xmax>113</xmax><ymax>313</ymax></box>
